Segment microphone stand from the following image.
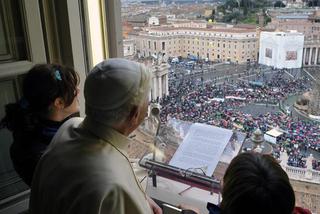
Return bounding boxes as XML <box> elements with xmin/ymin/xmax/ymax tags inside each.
<box><xmin>150</xmin><ymin>103</ymin><xmax>161</xmax><ymax>187</ymax></box>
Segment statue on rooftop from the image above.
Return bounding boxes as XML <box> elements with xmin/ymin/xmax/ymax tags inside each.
<box><xmin>294</xmin><ymin>72</ymin><xmax>320</xmax><ymax>119</ymax></box>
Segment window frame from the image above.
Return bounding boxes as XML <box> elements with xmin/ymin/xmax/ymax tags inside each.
<box><xmin>0</xmin><ymin>0</ymin><xmax>91</xmax><ymax>211</ymax></box>
<box><xmin>0</xmin><ymin>0</ymin><xmax>46</xmax><ymax>211</ymax></box>
<box><xmin>0</xmin><ymin>0</ymin><xmax>122</xmax><ymax>211</ymax></box>
<box><xmin>0</xmin><ymin>0</ymin><xmax>46</xmax><ymax>78</ymax></box>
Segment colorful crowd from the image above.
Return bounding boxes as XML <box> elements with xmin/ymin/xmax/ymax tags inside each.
<box><xmin>160</xmin><ymin>70</ymin><xmax>320</xmax><ymax>170</ymax></box>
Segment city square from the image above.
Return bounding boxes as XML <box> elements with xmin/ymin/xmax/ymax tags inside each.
<box><xmin>126</xmin><ymin>60</ymin><xmax>320</xmax><ymax>213</ymax></box>
<box><xmin>2</xmin><ymin>0</ymin><xmax>320</xmax><ymax>213</ymax></box>
<box><xmin>158</xmin><ymin>61</ymin><xmax>320</xmax><ymax>170</ymax></box>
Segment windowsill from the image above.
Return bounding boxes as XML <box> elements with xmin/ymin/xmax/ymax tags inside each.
<box><xmin>0</xmin><ymin>190</ymin><xmax>30</xmax><ymax>213</ymax></box>
<box><xmin>0</xmin><ymin>61</ymin><xmax>34</xmax><ymax>79</ymax></box>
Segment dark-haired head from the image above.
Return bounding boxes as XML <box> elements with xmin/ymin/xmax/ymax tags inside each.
<box><xmin>1</xmin><ymin>64</ymin><xmax>79</xmax><ymax>131</ymax></box>
<box><xmin>23</xmin><ymin>64</ymin><xmax>79</xmax><ymax>114</ymax></box>
<box><xmin>220</xmin><ymin>152</ymin><xmax>295</xmax><ymax>214</ymax></box>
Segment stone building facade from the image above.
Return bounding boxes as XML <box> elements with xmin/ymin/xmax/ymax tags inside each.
<box><xmin>135</xmin><ymin>24</ymin><xmax>259</xmax><ymax>63</ymax></box>
<box><xmin>259</xmin><ymin>31</ymin><xmax>304</xmax><ymax>69</ymax></box>
<box><xmin>150</xmin><ymin>62</ymin><xmax>169</xmax><ymax>101</ymax></box>
<box><xmin>266</xmin><ymin>10</ymin><xmax>320</xmax><ymax>66</ymax></box>
<box><xmin>123</xmin><ymin>39</ymin><xmax>136</xmax><ymax>58</ymax></box>
<box><xmin>141</xmin><ymin>59</ymin><xmax>169</xmax><ymax>101</ymax></box>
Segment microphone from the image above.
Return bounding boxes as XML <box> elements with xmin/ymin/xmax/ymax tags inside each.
<box><xmin>149</xmin><ymin>102</ymin><xmax>161</xmax><ymax>149</ymax></box>
<box><xmin>149</xmin><ymin>102</ymin><xmax>161</xmax><ymax>187</ymax></box>
<box><xmin>149</xmin><ymin>102</ymin><xmax>161</xmax><ymax>119</ymax></box>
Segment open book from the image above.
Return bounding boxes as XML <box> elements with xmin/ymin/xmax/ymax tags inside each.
<box><xmin>169</xmin><ymin>123</ymin><xmax>233</xmax><ymax>176</ymax></box>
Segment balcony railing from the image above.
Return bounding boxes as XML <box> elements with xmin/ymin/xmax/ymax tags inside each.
<box><xmin>284</xmin><ymin>165</ymin><xmax>320</xmax><ymax>184</ymax></box>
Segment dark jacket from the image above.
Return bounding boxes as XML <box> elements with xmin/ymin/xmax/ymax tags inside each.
<box><xmin>207</xmin><ymin>203</ymin><xmax>312</xmax><ymax>214</ymax></box>
<box><xmin>207</xmin><ymin>203</ymin><xmax>311</xmax><ymax>214</ymax></box>
<box><xmin>207</xmin><ymin>203</ymin><xmax>221</xmax><ymax>214</ymax></box>
<box><xmin>10</xmin><ymin>115</ymin><xmax>76</xmax><ymax>186</ymax></box>
<box><xmin>180</xmin><ymin>203</ymin><xmax>220</xmax><ymax>214</ymax></box>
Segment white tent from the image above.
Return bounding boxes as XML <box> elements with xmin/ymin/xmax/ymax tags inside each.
<box><xmin>264</xmin><ymin>129</ymin><xmax>283</xmax><ymax>144</ymax></box>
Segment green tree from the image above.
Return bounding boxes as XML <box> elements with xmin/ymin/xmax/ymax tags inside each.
<box><xmin>223</xmin><ymin>11</ymin><xmax>241</xmax><ymax>23</ymax></box>
<box><xmin>217</xmin><ymin>4</ymin><xmax>226</xmax><ymax>13</ymax></box>
<box><xmin>308</xmin><ymin>0</ymin><xmax>320</xmax><ymax>6</ymax></box>
<box><xmin>225</xmin><ymin>0</ymin><xmax>239</xmax><ymax>10</ymax></box>
<box><xmin>274</xmin><ymin>1</ymin><xmax>286</xmax><ymax>7</ymax></box>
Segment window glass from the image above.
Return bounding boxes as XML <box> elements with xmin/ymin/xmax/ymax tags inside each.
<box><xmin>120</xmin><ymin>1</ymin><xmax>320</xmax><ymax>213</ymax></box>
<box><xmin>0</xmin><ymin>79</ymin><xmax>28</xmax><ymax>200</ymax></box>
<box><xmin>0</xmin><ymin>0</ymin><xmax>30</xmax><ymax>203</ymax></box>
<box><xmin>0</xmin><ymin>0</ymin><xmax>28</xmax><ymax>63</ymax></box>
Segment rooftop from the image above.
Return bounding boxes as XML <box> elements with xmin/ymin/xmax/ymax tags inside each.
<box><xmin>147</xmin><ymin>26</ymin><xmax>257</xmax><ymax>33</ymax></box>
<box><xmin>276</xmin><ymin>15</ymin><xmax>310</xmax><ymax>19</ymax></box>
<box><xmin>261</xmin><ymin>30</ymin><xmax>304</xmax><ymax>36</ymax></box>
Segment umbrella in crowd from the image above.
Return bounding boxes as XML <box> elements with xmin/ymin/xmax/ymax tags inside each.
<box><xmin>158</xmin><ymin>69</ymin><xmax>320</xmax><ymax>170</ymax></box>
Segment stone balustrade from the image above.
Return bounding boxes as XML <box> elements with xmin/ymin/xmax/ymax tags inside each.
<box><xmin>284</xmin><ymin>165</ymin><xmax>320</xmax><ymax>184</ymax></box>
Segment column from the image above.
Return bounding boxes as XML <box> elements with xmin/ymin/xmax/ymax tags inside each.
<box><xmin>302</xmin><ymin>48</ymin><xmax>305</xmax><ymax>66</ymax></box>
<box><xmin>316</xmin><ymin>47</ymin><xmax>319</xmax><ymax>65</ymax></box>
<box><xmin>152</xmin><ymin>77</ymin><xmax>157</xmax><ymax>101</ymax></box>
<box><xmin>311</xmin><ymin>47</ymin><xmax>316</xmax><ymax>65</ymax></box>
<box><xmin>165</xmin><ymin>74</ymin><xmax>169</xmax><ymax>95</ymax></box>
<box><xmin>305</xmin><ymin>48</ymin><xmax>309</xmax><ymax>65</ymax></box>
<box><xmin>163</xmin><ymin>74</ymin><xmax>168</xmax><ymax>96</ymax></box>
<box><xmin>308</xmin><ymin>48</ymin><xmax>312</xmax><ymax>66</ymax></box>
<box><xmin>162</xmin><ymin>74</ymin><xmax>167</xmax><ymax>95</ymax></box>
<box><xmin>304</xmin><ymin>48</ymin><xmax>307</xmax><ymax>65</ymax></box>
<box><xmin>161</xmin><ymin>75</ymin><xmax>165</xmax><ymax>98</ymax></box>
<box><xmin>158</xmin><ymin>76</ymin><xmax>162</xmax><ymax>99</ymax></box>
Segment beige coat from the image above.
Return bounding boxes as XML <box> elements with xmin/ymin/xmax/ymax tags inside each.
<box><xmin>29</xmin><ymin>117</ymin><xmax>152</xmax><ymax>214</ymax></box>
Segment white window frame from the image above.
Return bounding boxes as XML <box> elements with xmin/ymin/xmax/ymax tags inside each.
<box><xmin>66</xmin><ymin>0</ymin><xmax>88</xmax><ymax>116</ymax></box>
<box><xmin>0</xmin><ymin>0</ymin><xmax>46</xmax><ymax>78</ymax></box>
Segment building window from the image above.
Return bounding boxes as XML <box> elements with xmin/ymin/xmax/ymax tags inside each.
<box><xmin>162</xmin><ymin>42</ymin><xmax>165</xmax><ymax>50</ymax></box>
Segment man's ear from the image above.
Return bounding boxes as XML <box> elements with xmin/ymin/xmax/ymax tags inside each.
<box><xmin>53</xmin><ymin>97</ymin><xmax>65</xmax><ymax>110</ymax></box>
<box><xmin>128</xmin><ymin>105</ymin><xmax>140</xmax><ymax>123</ymax></box>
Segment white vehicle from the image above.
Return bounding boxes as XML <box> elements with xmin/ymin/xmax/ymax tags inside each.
<box><xmin>187</xmin><ymin>61</ymin><xmax>195</xmax><ymax>66</ymax></box>
<box><xmin>171</xmin><ymin>57</ymin><xmax>179</xmax><ymax>63</ymax></box>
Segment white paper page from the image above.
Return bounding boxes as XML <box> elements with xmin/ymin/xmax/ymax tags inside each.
<box><xmin>220</xmin><ymin>132</ymin><xmax>246</xmax><ymax>164</ymax></box>
<box><xmin>169</xmin><ymin>123</ymin><xmax>233</xmax><ymax>176</ymax></box>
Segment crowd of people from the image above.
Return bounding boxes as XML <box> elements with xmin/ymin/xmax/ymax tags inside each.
<box><xmin>0</xmin><ymin>59</ymin><xmax>313</xmax><ymax>214</ymax></box>
<box><xmin>313</xmin><ymin>159</ymin><xmax>320</xmax><ymax>171</ymax></box>
<box><xmin>160</xmin><ymin>69</ymin><xmax>320</xmax><ymax>170</ymax></box>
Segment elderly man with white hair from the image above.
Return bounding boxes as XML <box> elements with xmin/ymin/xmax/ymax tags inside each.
<box><xmin>29</xmin><ymin>59</ymin><xmax>162</xmax><ymax>214</ymax></box>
